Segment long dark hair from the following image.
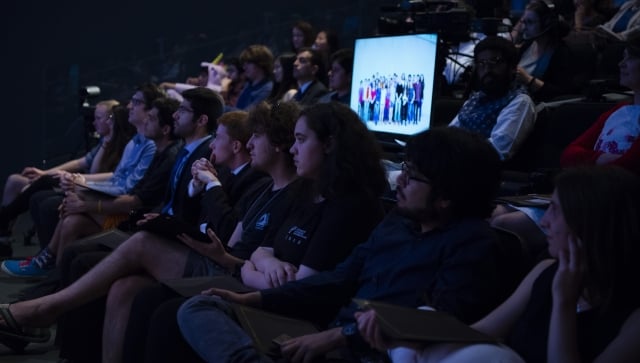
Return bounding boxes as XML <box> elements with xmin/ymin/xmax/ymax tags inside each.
<box><xmin>269</xmin><ymin>53</ymin><xmax>298</xmax><ymax>102</ymax></box>
<box><xmin>555</xmin><ymin>166</ymin><xmax>640</xmax><ymax>313</ymax></box>
<box><xmin>100</xmin><ymin>104</ymin><xmax>135</xmax><ymax>172</ymax></box>
<box><xmin>298</xmin><ymin>102</ymin><xmax>387</xmax><ymax>199</ymax></box>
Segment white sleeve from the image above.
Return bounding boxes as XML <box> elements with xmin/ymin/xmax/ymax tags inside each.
<box><xmin>488</xmin><ymin>94</ymin><xmax>536</xmax><ymax>160</ymax></box>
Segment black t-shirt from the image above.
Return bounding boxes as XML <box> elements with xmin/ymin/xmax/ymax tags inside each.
<box><xmin>229</xmin><ymin>178</ymin><xmax>307</xmax><ymax>260</ymax></box>
<box><xmin>264</xmin><ymin>192</ymin><xmax>384</xmax><ymax>272</ymax></box>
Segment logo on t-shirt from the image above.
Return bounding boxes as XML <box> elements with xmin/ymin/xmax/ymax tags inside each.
<box><xmin>255</xmin><ymin>213</ymin><xmax>270</xmax><ymax>230</ymax></box>
<box><xmin>286</xmin><ymin>226</ymin><xmax>308</xmax><ymax>245</ymax></box>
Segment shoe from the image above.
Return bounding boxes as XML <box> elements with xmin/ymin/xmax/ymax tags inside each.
<box><xmin>1</xmin><ymin>258</ymin><xmax>52</xmax><ymax>278</ymax></box>
<box><xmin>0</xmin><ymin>303</ymin><xmax>50</xmax><ymax>352</ymax></box>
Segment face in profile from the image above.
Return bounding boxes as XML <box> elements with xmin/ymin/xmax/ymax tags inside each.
<box><xmin>273</xmin><ymin>59</ymin><xmax>284</xmax><ymax>83</ymax></box>
<box><xmin>520</xmin><ymin>10</ymin><xmax>542</xmax><ymax>40</ymax></box>
<box><xmin>314</xmin><ymin>31</ymin><xmax>328</xmax><ymax>52</ymax></box>
<box><xmin>290</xmin><ymin>116</ymin><xmax>325</xmax><ymax>179</ymax></box>
<box><xmin>619</xmin><ymin>49</ymin><xmax>640</xmax><ymax>90</ymax></box>
<box><xmin>394</xmin><ymin>161</ymin><xmax>436</xmax><ymax>222</ymax></box>
<box><xmin>93</xmin><ymin>104</ymin><xmax>113</xmax><ymax>137</ymax></box>
<box><xmin>128</xmin><ymin>91</ymin><xmax>148</xmax><ymax>126</ymax></box>
<box><xmin>328</xmin><ymin>61</ymin><xmax>350</xmax><ymax>92</ymax></box>
<box><xmin>540</xmin><ymin>189</ymin><xmax>573</xmax><ymax>258</ymax></box>
<box><xmin>474</xmin><ymin>49</ymin><xmax>511</xmax><ymax>96</ymax></box>
<box><xmin>292</xmin><ymin>27</ymin><xmax>305</xmax><ymax>50</ymax></box>
<box><xmin>143</xmin><ymin>107</ymin><xmax>164</xmax><ymax>140</ymax></box>
<box><xmin>209</xmin><ymin>124</ymin><xmax>236</xmax><ymax>167</ymax></box>
<box><xmin>172</xmin><ymin>100</ymin><xmax>197</xmax><ymax>139</ymax></box>
<box><xmin>247</xmin><ymin>130</ymin><xmax>278</xmax><ymax>171</ymax></box>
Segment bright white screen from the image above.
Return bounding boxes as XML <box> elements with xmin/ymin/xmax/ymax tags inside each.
<box><xmin>350</xmin><ymin>33</ymin><xmax>438</xmax><ymax>137</ymax></box>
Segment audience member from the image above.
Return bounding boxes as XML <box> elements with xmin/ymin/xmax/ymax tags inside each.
<box><xmin>513</xmin><ymin>1</ymin><xmax>574</xmax><ymax>101</ymax></box>
<box><xmin>292</xmin><ymin>47</ymin><xmax>328</xmax><ymax>105</ymax></box>
<box><xmin>235</xmin><ymin>45</ymin><xmax>274</xmax><ymax>110</ymax></box>
<box><xmin>268</xmin><ymin>53</ymin><xmax>298</xmax><ymax>103</ymax></box>
<box><xmin>1</xmin><ymin>98</ymin><xmax>181</xmax><ymax>277</ymax></box>
<box><xmin>312</xmin><ymin>28</ymin><xmax>340</xmax><ymax>68</ymax></box>
<box><xmin>291</xmin><ymin>20</ymin><xmax>315</xmax><ymax>53</ymax></box>
<box><xmin>449</xmin><ymin>36</ymin><xmax>536</xmax><ymax>160</ymax></box>
<box><xmin>359</xmin><ymin>166</ymin><xmax>640</xmax><ymax>363</ymax></box>
<box><xmin>160</xmin><ymin>61</ymin><xmax>227</xmax><ymax>102</ymax></box>
<box><xmin>319</xmin><ymin>48</ymin><xmax>354</xmax><ymax>104</ymax></box>
<box><xmin>220</xmin><ymin>57</ymin><xmax>246</xmax><ymax>108</ymax></box>
<box><xmin>0</xmin><ymin>100</ymin><xmax>128</xmax><ymax>256</ymax></box>
<box><xmin>572</xmin><ymin>0</ymin><xmax>608</xmax><ymax>31</ymax></box>
<box><xmin>595</xmin><ymin>0</ymin><xmax>640</xmax><ymax>40</ymax></box>
<box><xmin>173</xmin><ymin>126</ymin><xmax>509</xmax><ymax>363</ymax></box>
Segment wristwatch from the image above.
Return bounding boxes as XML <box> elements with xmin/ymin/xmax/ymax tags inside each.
<box><xmin>341</xmin><ymin>322</ymin><xmax>358</xmax><ymax>346</ymax></box>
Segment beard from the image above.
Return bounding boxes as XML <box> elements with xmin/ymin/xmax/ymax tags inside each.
<box><xmin>395</xmin><ymin>191</ymin><xmax>440</xmax><ymax>225</ymax></box>
<box><xmin>478</xmin><ymin>72</ymin><xmax>512</xmax><ymax>97</ymax></box>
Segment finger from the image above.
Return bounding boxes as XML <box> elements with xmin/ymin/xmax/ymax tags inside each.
<box><xmin>206</xmin><ymin>228</ymin><xmax>221</xmax><ymax>244</ymax></box>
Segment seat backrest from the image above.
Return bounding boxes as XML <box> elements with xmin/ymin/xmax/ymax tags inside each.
<box><xmin>491</xmin><ymin>226</ymin><xmax>532</xmax><ymax>300</ymax></box>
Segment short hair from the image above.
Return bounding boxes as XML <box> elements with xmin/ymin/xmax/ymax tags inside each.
<box><xmin>292</xmin><ymin>20</ymin><xmax>315</xmax><ymax>48</ymax></box>
<box><xmin>136</xmin><ymin>83</ymin><xmax>166</xmax><ymax>110</ymax></box>
<box><xmin>297</xmin><ymin>47</ymin><xmax>326</xmax><ymax>81</ymax></box>
<box><xmin>299</xmin><ymin>102</ymin><xmax>387</xmax><ymax>198</ymax></box>
<box><xmin>152</xmin><ymin>97</ymin><xmax>180</xmax><ymax>140</ymax></box>
<box><xmin>217</xmin><ymin>110</ymin><xmax>251</xmax><ymax>147</ymax></box>
<box><xmin>181</xmin><ymin>87</ymin><xmax>224</xmax><ymax>133</ymax></box>
<box><xmin>239</xmin><ymin>44</ymin><xmax>274</xmax><ymax>76</ymax></box>
<box><xmin>554</xmin><ymin>166</ymin><xmax>640</xmax><ymax>313</ymax></box>
<box><xmin>247</xmin><ymin>101</ymin><xmax>300</xmax><ymax>167</ymax></box>
<box><xmin>474</xmin><ymin>36</ymin><xmax>518</xmax><ymax>68</ymax></box>
<box><xmin>330</xmin><ymin>48</ymin><xmax>354</xmax><ymax>75</ymax></box>
<box><xmin>405</xmin><ymin>127</ymin><xmax>501</xmax><ymax>219</ymax></box>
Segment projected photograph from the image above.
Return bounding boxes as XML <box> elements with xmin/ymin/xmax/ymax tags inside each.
<box><xmin>350</xmin><ymin>33</ymin><xmax>438</xmax><ymax>137</ymax></box>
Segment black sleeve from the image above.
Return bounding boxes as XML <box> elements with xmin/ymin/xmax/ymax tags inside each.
<box><xmin>131</xmin><ymin>143</ymin><xmax>179</xmax><ymax>209</ymax></box>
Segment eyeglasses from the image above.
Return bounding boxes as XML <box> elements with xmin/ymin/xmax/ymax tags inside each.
<box><xmin>401</xmin><ymin>161</ymin><xmax>430</xmax><ymax>185</ymax></box>
<box><xmin>130</xmin><ymin>97</ymin><xmax>146</xmax><ymax>107</ymax></box>
<box><xmin>177</xmin><ymin>105</ymin><xmax>194</xmax><ymax>114</ymax></box>
<box><xmin>474</xmin><ymin>57</ymin><xmax>504</xmax><ymax>68</ymax></box>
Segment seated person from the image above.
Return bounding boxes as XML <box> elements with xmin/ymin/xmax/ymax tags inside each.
<box><xmin>358</xmin><ymin>166</ymin><xmax>640</xmax><ymax>363</ymax></box>
<box><xmin>513</xmin><ymin>1</ymin><xmax>574</xmax><ymax>101</ymax></box>
<box><xmin>595</xmin><ymin>0</ymin><xmax>640</xmax><ymax>41</ymax></box>
<box><xmin>319</xmin><ymin>48</ymin><xmax>354</xmax><ymax>104</ymax></box>
<box><xmin>492</xmin><ymin>37</ymin><xmax>640</xmax><ymax>253</ymax></box>
<box><xmin>0</xmin><ymin>100</ymin><xmax>129</xmax><ymax>255</ymax></box>
<box><xmin>449</xmin><ymin>36</ymin><xmax>536</xmax><ymax>161</ymax></box>
<box><xmin>235</xmin><ymin>44</ymin><xmax>274</xmax><ymax>110</ymax></box>
<box><xmin>268</xmin><ymin>53</ymin><xmax>298</xmax><ymax>103</ymax></box>
<box><xmin>160</xmin><ymin>59</ymin><xmax>227</xmax><ymax>102</ymax></box>
<box><xmin>165</xmin><ymin>127</ymin><xmax>510</xmax><ymax>363</ymax></box>
<box><xmin>571</xmin><ymin>0</ymin><xmax>609</xmax><ymax>32</ymax></box>
<box><xmin>220</xmin><ymin>57</ymin><xmax>246</xmax><ymax>108</ymax></box>
<box><xmin>1</xmin><ymin>98</ymin><xmax>181</xmax><ymax>277</ymax></box>
<box><xmin>292</xmin><ymin>47</ymin><xmax>329</xmax><ymax>105</ymax></box>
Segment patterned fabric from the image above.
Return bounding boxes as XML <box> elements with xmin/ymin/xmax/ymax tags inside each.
<box><xmin>595</xmin><ymin>105</ymin><xmax>640</xmax><ymax>154</ymax></box>
<box><xmin>456</xmin><ymin>85</ymin><xmax>528</xmax><ymax>138</ymax></box>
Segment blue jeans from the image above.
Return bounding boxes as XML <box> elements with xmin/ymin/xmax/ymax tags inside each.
<box><xmin>178</xmin><ymin>295</ymin><xmax>270</xmax><ymax>363</ymax></box>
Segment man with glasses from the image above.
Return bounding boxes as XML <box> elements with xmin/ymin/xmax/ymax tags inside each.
<box><xmin>175</xmin><ymin>127</ymin><xmax>515</xmax><ymax>363</ymax></box>
<box><xmin>449</xmin><ymin>36</ymin><xmax>535</xmax><ymax>161</ymax></box>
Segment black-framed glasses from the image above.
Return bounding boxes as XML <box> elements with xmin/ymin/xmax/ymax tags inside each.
<box><xmin>130</xmin><ymin>97</ymin><xmax>146</xmax><ymax>107</ymax></box>
<box><xmin>474</xmin><ymin>57</ymin><xmax>504</xmax><ymax>69</ymax></box>
<box><xmin>401</xmin><ymin>161</ymin><xmax>430</xmax><ymax>184</ymax></box>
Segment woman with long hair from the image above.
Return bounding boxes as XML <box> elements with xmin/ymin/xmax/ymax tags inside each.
<box><xmin>269</xmin><ymin>53</ymin><xmax>298</xmax><ymax>102</ymax></box>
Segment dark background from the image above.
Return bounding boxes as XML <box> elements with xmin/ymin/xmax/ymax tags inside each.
<box><xmin>0</xmin><ymin>0</ymin><xmax>382</xmax><ymax>187</ymax></box>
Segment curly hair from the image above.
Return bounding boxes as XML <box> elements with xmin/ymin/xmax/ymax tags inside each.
<box><xmin>152</xmin><ymin>97</ymin><xmax>180</xmax><ymax>140</ymax></box>
<box><xmin>405</xmin><ymin>127</ymin><xmax>501</xmax><ymax>219</ymax></box>
<box><xmin>298</xmin><ymin>102</ymin><xmax>387</xmax><ymax>199</ymax></box>
<box><xmin>554</xmin><ymin>166</ymin><xmax>640</xmax><ymax>313</ymax></box>
<box><xmin>247</xmin><ymin>101</ymin><xmax>300</xmax><ymax>168</ymax></box>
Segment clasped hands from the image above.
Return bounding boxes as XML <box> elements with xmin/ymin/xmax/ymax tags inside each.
<box><xmin>191</xmin><ymin>158</ymin><xmax>219</xmax><ymax>190</ymax></box>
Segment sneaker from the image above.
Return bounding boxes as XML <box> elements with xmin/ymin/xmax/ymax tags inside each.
<box><xmin>1</xmin><ymin>258</ymin><xmax>52</xmax><ymax>278</ymax></box>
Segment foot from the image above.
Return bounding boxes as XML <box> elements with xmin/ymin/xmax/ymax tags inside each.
<box><xmin>1</xmin><ymin>258</ymin><xmax>52</xmax><ymax>278</ymax></box>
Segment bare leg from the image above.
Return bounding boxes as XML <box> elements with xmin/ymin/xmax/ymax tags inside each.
<box><xmin>103</xmin><ymin>275</ymin><xmax>156</xmax><ymax>363</ymax></box>
<box><xmin>3</xmin><ymin>231</ymin><xmax>190</xmax><ymax>328</ymax></box>
<box><xmin>53</xmin><ymin>214</ymin><xmax>102</xmax><ymax>265</ymax></box>
<box><xmin>2</xmin><ymin>174</ymin><xmax>29</xmax><ymax>206</ymax></box>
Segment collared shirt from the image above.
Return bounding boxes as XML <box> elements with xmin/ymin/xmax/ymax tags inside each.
<box><xmin>85</xmin><ymin>133</ymin><xmax>156</xmax><ymax>196</ymax></box>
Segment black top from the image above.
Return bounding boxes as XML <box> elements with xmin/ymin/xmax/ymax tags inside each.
<box><xmin>130</xmin><ymin>141</ymin><xmax>181</xmax><ymax>210</ymax></box>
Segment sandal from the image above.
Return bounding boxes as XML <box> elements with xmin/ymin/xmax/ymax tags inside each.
<box><xmin>0</xmin><ymin>303</ymin><xmax>50</xmax><ymax>351</ymax></box>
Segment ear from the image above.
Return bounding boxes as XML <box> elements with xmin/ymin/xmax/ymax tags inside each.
<box><xmin>435</xmin><ymin>197</ymin><xmax>451</xmax><ymax>212</ymax></box>
<box><xmin>161</xmin><ymin>124</ymin><xmax>172</xmax><ymax>137</ymax></box>
<box><xmin>231</xmin><ymin>139</ymin><xmax>243</xmax><ymax>154</ymax></box>
<box><xmin>311</xmin><ymin>64</ymin><xmax>319</xmax><ymax>76</ymax></box>
<box><xmin>196</xmin><ymin>114</ymin><xmax>209</xmax><ymax>129</ymax></box>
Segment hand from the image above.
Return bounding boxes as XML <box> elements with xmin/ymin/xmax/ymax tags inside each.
<box><xmin>280</xmin><ymin>329</ymin><xmax>343</xmax><ymax>363</ymax></box>
<box><xmin>552</xmin><ymin>235</ymin><xmax>585</xmax><ymax>308</ymax></box>
<box><xmin>515</xmin><ymin>67</ymin><xmax>532</xmax><ymax>85</ymax></box>
<box><xmin>177</xmin><ymin>228</ymin><xmax>227</xmax><ymax>262</ymax></box>
<box><xmin>59</xmin><ymin>172</ymin><xmax>85</xmax><ymax>192</ymax></box>
<box><xmin>136</xmin><ymin>213</ymin><xmax>160</xmax><ymax>226</ymax></box>
<box><xmin>262</xmin><ymin>260</ymin><xmax>298</xmax><ymax>287</ymax></box>
<box><xmin>200</xmin><ymin>288</ymin><xmax>261</xmax><ymax>307</ymax></box>
<box><xmin>21</xmin><ymin>167</ymin><xmax>45</xmax><ymax>180</ymax></box>
<box><xmin>60</xmin><ymin>191</ymin><xmax>88</xmax><ymax>216</ymax></box>
<box><xmin>355</xmin><ymin>310</ymin><xmax>388</xmax><ymax>351</ymax></box>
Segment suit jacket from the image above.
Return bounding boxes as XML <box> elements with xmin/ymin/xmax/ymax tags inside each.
<box><xmin>296</xmin><ymin>80</ymin><xmax>328</xmax><ymax>106</ymax></box>
<box><xmin>200</xmin><ymin>164</ymin><xmax>270</xmax><ymax>243</ymax></box>
<box><xmin>160</xmin><ymin>138</ymin><xmax>212</xmax><ymax>225</ymax></box>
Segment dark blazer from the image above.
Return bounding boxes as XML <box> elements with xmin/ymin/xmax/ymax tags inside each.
<box><xmin>160</xmin><ymin>138</ymin><xmax>212</xmax><ymax>225</ymax></box>
<box><xmin>296</xmin><ymin>80</ymin><xmax>329</xmax><ymax>106</ymax></box>
<box><xmin>200</xmin><ymin>164</ymin><xmax>270</xmax><ymax>243</ymax></box>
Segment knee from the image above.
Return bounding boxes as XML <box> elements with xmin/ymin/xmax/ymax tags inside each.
<box><xmin>6</xmin><ymin>174</ymin><xmax>28</xmax><ymax>190</ymax></box>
